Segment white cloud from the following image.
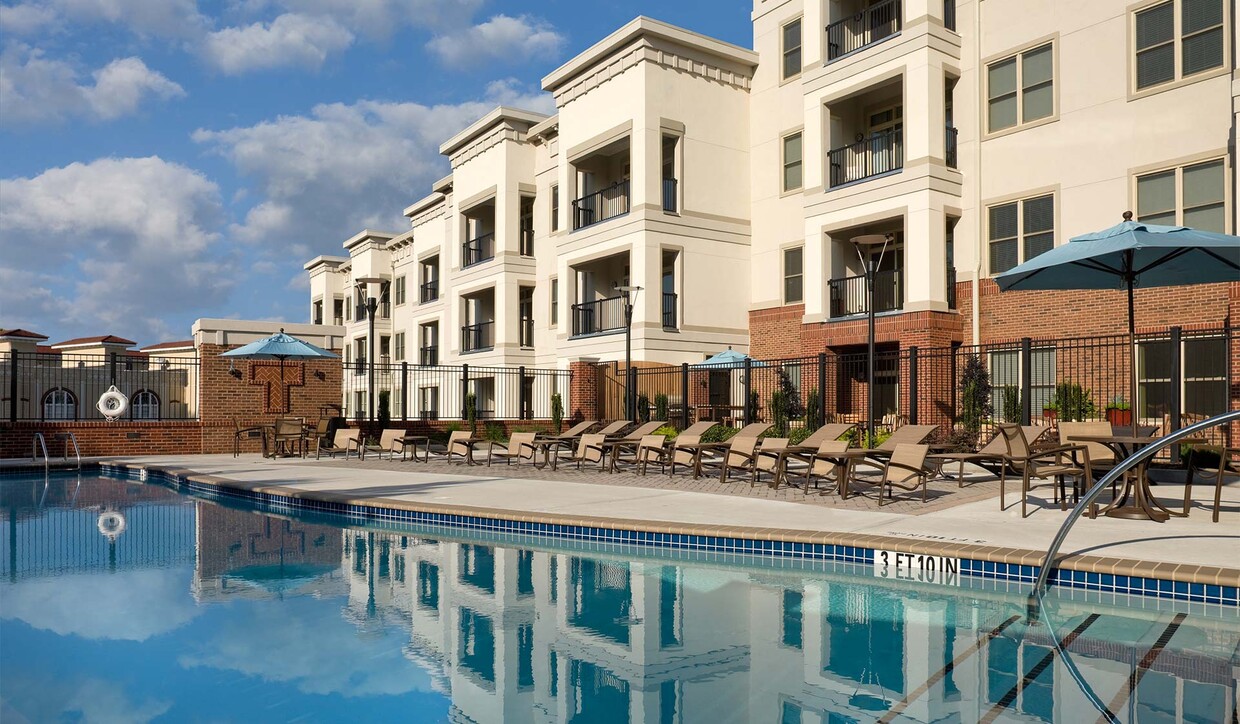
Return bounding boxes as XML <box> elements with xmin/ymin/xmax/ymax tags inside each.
<box><xmin>278</xmin><ymin>0</ymin><xmax>484</xmax><ymax>38</ymax></box>
<box><xmin>0</xmin><ymin>46</ymin><xmax>184</xmax><ymax>125</ymax></box>
<box><xmin>0</xmin><ymin>3</ymin><xmax>57</xmax><ymax>34</ymax></box>
<box><xmin>426</xmin><ymin>14</ymin><xmax>565</xmax><ymax>69</ymax></box>
<box><xmin>0</xmin><ymin>156</ymin><xmax>234</xmax><ymax>340</ymax></box>
<box><xmin>192</xmin><ymin>81</ymin><xmax>554</xmax><ymax>246</ymax></box>
<box><xmin>202</xmin><ymin>12</ymin><xmax>354</xmax><ymax>74</ymax></box>
<box><xmin>1</xmin><ymin>0</ymin><xmax>209</xmax><ymax>39</ymax></box>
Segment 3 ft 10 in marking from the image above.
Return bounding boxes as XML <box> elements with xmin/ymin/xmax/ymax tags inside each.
<box><xmin>873</xmin><ymin>549</ymin><xmax>961</xmax><ymax>586</ymax></box>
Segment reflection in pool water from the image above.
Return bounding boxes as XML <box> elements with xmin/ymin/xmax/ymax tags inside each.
<box><xmin>1</xmin><ymin>472</ymin><xmax>1236</xmax><ymax>723</ymax></box>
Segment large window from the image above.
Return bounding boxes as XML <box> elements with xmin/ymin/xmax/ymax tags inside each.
<box><xmin>1135</xmin><ymin>0</ymin><xmax>1225</xmax><ymax>91</ymax></box>
<box><xmin>551</xmin><ymin>184</ymin><xmax>560</xmax><ymax>232</ymax></box>
<box><xmin>783</xmin><ymin>247</ymin><xmax>803</xmax><ymax>303</ymax></box>
<box><xmin>782</xmin><ymin>132</ymin><xmax>803</xmax><ymax>192</ymax></box>
<box><xmin>1136</xmin><ymin>158</ymin><xmax>1226</xmax><ymax>232</ymax></box>
<box><xmin>393</xmin><ymin>332</ymin><xmax>405</xmax><ymax>361</ymax></box>
<box><xmin>131</xmin><ymin>390</ymin><xmax>159</xmax><ymax>420</ymax></box>
<box><xmin>42</xmin><ymin>388</ymin><xmax>76</xmax><ymax>420</ymax></box>
<box><xmin>519</xmin><ymin>196</ymin><xmax>535</xmax><ymax>256</ymax></box>
<box><xmin>990</xmin><ymin>348</ymin><xmax>1056</xmax><ymax>421</ymax></box>
<box><xmin>782</xmin><ymin>18</ymin><xmax>802</xmax><ymax>80</ymax></box>
<box><xmin>549</xmin><ymin>277</ymin><xmax>559</xmax><ymax>328</ymax></box>
<box><xmin>988</xmin><ymin>194</ymin><xmax>1054</xmax><ymax>274</ymax></box>
<box><xmin>1138</xmin><ymin>336</ymin><xmax>1226</xmax><ymax>419</ymax></box>
<box><xmin>987</xmin><ymin>43</ymin><xmax>1054</xmax><ymax>133</ymax></box>
<box><xmin>394</xmin><ymin>276</ymin><xmax>406</xmax><ymax>306</ymax></box>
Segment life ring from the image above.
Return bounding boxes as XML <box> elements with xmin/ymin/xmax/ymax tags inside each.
<box><xmin>98</xmin><ymin>510</ymin><xmax>126</xmax><ymax>539</ymax></box>
<box><xmin>96</xmin><ymin>386</ymin><xmax>128</xmax><ymax>420</ymax></box>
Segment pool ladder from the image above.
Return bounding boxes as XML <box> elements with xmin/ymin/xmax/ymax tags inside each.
<box><xmin>32</xmin><ymin>431</ymin><xmax>81</xmax><ymax>471</ymax></box>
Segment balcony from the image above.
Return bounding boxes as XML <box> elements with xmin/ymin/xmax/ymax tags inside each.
<box><xmin>826</xmin><ymin>0</ymin><xmax>901</xmax><ymax>62</ymax></box>
<box><xmin>572</xmin><ymin>181</ymin><xmax>630</xmax><ymax>230</ymax></box>
<box><xmin>419</xmin><ymin>345</ymin><xmax>438</xmax><ymax>366</ymax></box>
<box><xmin>662</xmin><ymin>292</ymin><xmax>678</xmax><ymax>329</ymax></box>
<box><xmin>828</xmin><ymin>127</ymin><xmax>903</xmax><ymax>188</ymax></box>
<box><xmin>571</xmin><ymin>296</ymin><xmax>627</xmax><ymax>338</ymax></box>
<box><xmin>828</xmin><ymin>269</ymin><xmax>903</xmax><ymax>318</ymax></box>
<box><xmin>662</xmin><ymin>178</ymin><xmax>678</xmax><ymax>213</ymax></box>
<box><xmin>420</xmin><ymin>280</ymin><xmax>439</xmax><ymax>304</ymax></box>
<box><xmin>519</xmin><ymin>318</ymin><xmax>534</xmax><ymax>348</ymax></box>
<box><xmin>946</xmin><ymin>126</ymin><xmax>958</xmax><ymax>169</ymax></box>
<box><xmin>332</xmin><ymin>315</ymin><xmax>344</xmax><ymax>326</ymax></box>
<box><xmin>462</xmin><ymin>232</ymin><xmax>494</xmax><ymax>268</ymax></box>
<box><xmin>461</xmin><ymin>322</ymin><xmax>493</xmax><ymax>354</ymax></box>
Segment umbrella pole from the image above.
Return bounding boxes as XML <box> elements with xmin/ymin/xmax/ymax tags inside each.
<box><xmin>1127</xmin><ymin>271</ymin><xmax>1138</xmax><ymax>439</ymax></box>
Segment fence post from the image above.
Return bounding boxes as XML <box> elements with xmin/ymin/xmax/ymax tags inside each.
<box><xmin>460</xmin><ymin>364</ymin><xmax>469</xmax><ymax>421</ymax></box>
<box><xmin>680</xmin><ymin>363</ymin><xmax>690</xmax><ymax>429</ymax></box>
<box><xmin>1169</xmin><ymin>326</ymin><xmax>1182</xmax><ymax>463</ymax></box>
<box><xmin>817</xmin><ymin>352</ymin><xmax>827</xmax><ymax>428</ymax></box>
<box><xmin>743</xmin><ymin>358</ymin><xmax>753</xmax><ymax>425</ymax></box>
<box><xmin>518</xmin><ymin>366</ymin><xmax>528</xmax><ymax>421</ymax></box>
<box><xmin>401</xmin><ymin>361</ymin><xmax>408</xmax><ymax>422</ymax></box>
<box><xmin>908</xmin><ymin>346</ymin><xmax>919</xmax><ymax>425</ymax></box>
<box><xmin>9</xmin><ymin>352</ymin><xmax>17</xmax><ymax>423</ymax></box>
<box><xmin>627</xmin><ymin>366</ymin><xmax>637</xmax><ymax>423</ymax></box>
<box><xmin>949</xmin><ymin>346</ymin><xmax>958</xmax><ymax>429</ymax></box>
<box><xmin>109</xmin><ymin>352</ymin><xmax>118</xmax><ymax>387</ymax></box>
<box><xmin>1020</xmin><ymin>337</ymin><xmax>1032</xmax><ymax>425</ymax></box>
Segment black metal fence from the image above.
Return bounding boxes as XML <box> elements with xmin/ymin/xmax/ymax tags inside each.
<box><xmin>828</xmin><ymin>269</ymin><xmax>902</xmax><ymax>317</ymax></box>
<box><xmin>2</xmin><ymin>351</ymin><xmax>201</xmax><ymax>422</ymax></box>
<box><xmin>342</xmin><ymin>361</ymin><xmax>572</xmax><ymax>422</ymax></box>
<box><xmin>572</xmin><ymin>296</ymin><xmax>626</xmax><ymax>337</ymax></box>
<box><xmin>601</xmin><ymin>326</ymin><xmax>1234</xmax><ymax>450</ymax></box>
<box><xmin>827</xmin><ymin>127</ymin><xmax>903</xmax><ymax>187</ymax></box>
<box><xmin>946</xmin><ymin>125</ymin><xmax>959</xmax><ymax>168</ymax></box>
<box><xmin>462</xmin><ymin>232</ymin><xmax>495</xmax><ymax>268</ymax></box>
<box><xmin>826</xmin><ymin>0</ymin><xmax>901</xmax><ymax>61</ymax></box>
<box><xmin>572</xmin><ymin>180</ymin><xmax>630</xmax><ymax>230</ymax></box>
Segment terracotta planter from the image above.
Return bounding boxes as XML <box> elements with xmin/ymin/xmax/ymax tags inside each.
<box><xmin>1106</xmin><ymin>408</ymin><xmax>1132</xmax><ymax>427</ymax></box>
<box><xmin>1042</xmin><ymin>409</ymin><xmax>1057</xmax><ymax>422</ymax></box>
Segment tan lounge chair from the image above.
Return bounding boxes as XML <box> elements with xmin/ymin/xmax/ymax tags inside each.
<box><xmin>871</xmin><ymin>444</ymin><xmax>933</xmax><ymax>505</ymax></box>
<box><xmin>485</xmin><ymin>432</ymin><xmax>541</xmax><ymax>467</ymax></box>
<box><xmin>605</xmin><ymin>421</ymin><xmax>669</xmax><ymax>471</ymax></box>
<box><xmin>559</xmin><ymin>434</ymin><xmax>608</xmax><ymax>471</ymax></box>
<box><xmin>726</xmin><ymin>437</ymin><xmax>788</xmax><ymax>487</ymax></box>
<box><xmin>315</xmin><ymin>428</ymin><xmax>361</xmax><ymax>459</ymax></box>
<box><xmin>666</xmin><ymin>422</ymin><xmax>721</xmax><ymax>476</ymax></box>
<box><xmin>361</xmin><ymin>429</ymin><xmax>408</xmax><ymax>460</ymax></box>
<box><xmin>799</xmin><ymin>440</ymin><xmax>851</xmax><ymax>495</ymax></box>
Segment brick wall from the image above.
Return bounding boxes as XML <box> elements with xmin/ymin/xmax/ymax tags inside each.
<box><xmin>0</xmin><ymin>421</ymin><xmax>205</xmax><ymax>458</ymax></box>
<box><xmin>567</xmin><ymin>360</ymin><xmax>597</xmax><ymax>422</ymax></box>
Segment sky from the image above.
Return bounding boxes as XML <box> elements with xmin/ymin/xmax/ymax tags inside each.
<box><xmin>0</xmin><ymin>0</ymin><xmax>752</xmax><ymax>347</ymax></box>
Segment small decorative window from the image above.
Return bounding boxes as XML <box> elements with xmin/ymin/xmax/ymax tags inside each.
<box><xmin>131</xmin><ymin>390</ymin><xmax>160</xmax><ymax>419</ymax></box>
<box><xmin>551</xmin><ymin>185</ymin><xmax>560</xmax><ymax>232</ymax></box>
<box><xmin>43</xmin><ymin>387</ymin><xmax>76</xmax><ymax>420</ymax></box>
<box><xmin>782</xmin><ymin>19</ymin><xmax>802</xmax><ymax>80</ymax></box>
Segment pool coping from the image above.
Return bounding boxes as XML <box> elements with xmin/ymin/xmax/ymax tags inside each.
<box><xmin>76</xmin><ymin>459</ymin><xmax>1237</xmax><ymax>608</ymax></box>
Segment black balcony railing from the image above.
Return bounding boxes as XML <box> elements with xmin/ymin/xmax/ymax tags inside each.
<box><xmin>828</xmin><ymin>127</ymin><xmax>903</xmax><ymax>188</ymax></box>
<box><xmin>662</xmin><ymin>178</ymin><xmax>678</xmax><ymax>213</ymax></box>
<box><xmin>945</xmin><ymin>125</ymin><xmax>958</xmax><ymax>169</ymax></box>
<box><xmin>462</xmin><ymin>232</ymin><xmax>494</xmax><ymax>268</ymax></box>
<box><xmin>947</xmin><ymin>266</ymin><xmax>957</xmax><ymax>310</ymax></box>
<box><xmin>353</xmin><ymin>360</ymin><xmax>367</xmax><ymax>375</ymax></box>
<box><xmin>944</xmin><ymin>0</ymin><xmax>957</xmax><ymax>31</ymax></box>
<box><xmin>420</xmin><ymin>280</ymin><xmax>439</xmax><ymax>304</ymax></box>
<box><xmin>826</xmin><ymin>0</ymin><xmax>901</xmax><ymax>61</ymax></box>
<box><xmin>519</xmin><ymin>318</ymin><xmax>534</xmax><ymax>348</ymax></box>
<box><xmin>662</xmin><ymin>292</ymin><xmax>678</xmax><ymax>329</ymax></box>
<box><xmin>828</xmin><ymin>269</ymin><xmax>903</xmax><ymax>317</ymax></box>
<box><xmin>519</xmin><ymin>227</ymin><xmax>534</xmax><ymax>256</ymax></box>
<box><xmin>572</xmin><ymin>180</ymin><xmax>630</xmax><ymax>230</ymax></box>
<box><xmin>571</xmin><ymin>295</ymin><xmax>627</xmax><ymax>337</ymax></box>
<box><xmin>461</xmin><ymin>322</ymin><xmax>494</xmax><ymax>353</ymax></box>
<box><xmin>419</xmin><ymin>345</ymin><xmax>438</xmax><ymax>366</ymax></box>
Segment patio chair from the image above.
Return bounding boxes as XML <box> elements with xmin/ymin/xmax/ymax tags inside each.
<box><xmin>734</xmin><ymin>437</ymin><xmax>789</xmax><ymax>487</ymax></box>
<box><xmin>665</xmin><ymin>421</ymin><xmax>721</xmax><ymax>476</ymax></box>
<box><xmin>997</xmin><ymin>423</ymin><xmax>1092</xmax><ymax>518</ymax></box>
<box><xmin>272</xmin><ymin>418</ymin><xmax>307</xmax><ymax>457</ymax></box>
<box><xmin>792</xmin><ymin>423</ymin><xmax>856</xmax><ymax>451</ymax></box>
<box><xmin>633</xmin><ymin>435</ymin><xmax>674</xmax><ymax>475</ymax></box>
<box><xmin>604</xmin><ymin>421</ymin><xmax>669</xmax><ymax>471</ymax></box>
<box><xmin>866</xmin><ymin>444</ymin><xmax>932</xmax><ymax>506</ymax></box>
<box><xmin>361</xmin><ymin>429</ymin><xmax>407</xmax><ymax>461</ymax></box>
<box><xmin>798</xmin><ymin>440</ymin><xmax>851</xmax><ymax>495</ymax></box>
<box><xmin>443</xmin><ymin>430</ymin><xmax>479</xmax><ymax>465</ymax></box>
<box><xmin>560</xmin><ymin>434</ymin><xmax>608</xmax><ymax>471</ymax></box>
<box><xmin>1183</xmin><ymin>446</ymin><xmax>1237</xmax><ymax>523</ymax></box>
<box><xmin>232</xmin><ymin>417</ymin><xmax>266</xmax><ymax>457</ymax></box>
<box><xmin>1059</xmin><ymin>421</ymin><xmax>1121</xmax><ymax>497</ymax></box>
<box><xmin>935</xmin><ymin>425</ymin><xmax>1050</xmax><ymax>485</ymax></box>
<box><xmin>539</xmin><ymin>419</ymin><xmax>597</xmax><ymax>442</ymax></box>
<box><xmin>485</xmin><ymin>432</ymin><xmax>541</xmax><ymax>468</ymax></box>
<box><xmin>315</xmin><ymin>428</ymin><xmax>361</xmax><ymax>459</ymax></box>
<box><xmin>694</xmin><ymin>422</ymin><xmax>773</xmax><ymax>479</ymax></box>
<box><xmin>873</xmin><ymin>424</ymin><xmax>938</xmax><ymax>453</ymax></box>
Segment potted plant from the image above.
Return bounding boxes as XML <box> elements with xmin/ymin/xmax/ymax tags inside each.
<box><xmin>1042</xmin><ymin>401</ymin><xmax>1057</xmax><ymax>423</ymax></box>
<box><xmin>1105</xmin><ymin>396</ymin><xmax>1131</xmax><ymax>427</ymax></box>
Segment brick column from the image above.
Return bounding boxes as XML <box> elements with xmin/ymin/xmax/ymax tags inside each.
<box><xmin>568</xmin><ymin>357</ymin><xmax>599</xmax><ymax>423</ymax></box>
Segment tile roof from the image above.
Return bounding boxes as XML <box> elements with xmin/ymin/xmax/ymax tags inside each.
<box><xmin>51</xmin><ymin>335</ymin><xmax>137</xmax><ymax>348</ymax></box>
<box><xmin>0</xmin><ymin>328</ymin><xmax>49</xmax><ymax>339</ymax></box>
<box><xmin>140</xmin><ymin>340</ymin><xmax>195</xmax><ymax>352</ymax></box>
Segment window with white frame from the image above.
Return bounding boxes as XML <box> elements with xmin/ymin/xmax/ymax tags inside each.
<box><xmin>1134</xmin><ymin>0</ymin><xmax>1225</xmax><ymax>91</ymax></box>
<box><xmin>783</xmin><ymin>247</ymin><xmax>803</xmax><ymax>303</ymax></box>
<box><xmin>988</xmin><ymin>194</ymin><xmax>1054</xmax><ymax>274</ymax></box>
<box><xmin>394</xmin><ymin>332</ymin><xmax>405</xmax><ymax>361</ymax></box>
<box><xmin>1138</xmin><ymin>335</ymin><xmax>1226</xmax><ymax>419</ymax></box>
<box><xmin>549</xmin><ymin>277</ymin><xmax>558</xmax><ymax>327</ymax></box>
<box><xmin>420</xmin><ymin>386</ymin><xmax>439</xmax><ymax>420</ymax></box>
<box><xmin>1136</xmin><ymin>158</ymin><xmax>1226</xmax><ymax>233</ymax></box>
<box><xmin>551</xmin><ymin>184</ymin><xmax>560</xmax><ymax>232</ymax></box>
<box><xmin>782</xmin><ymin>132</ymin><xmax>803</xmax><ymax>192</ymax></box>
<box><xmin>42</xmin><ymin>388</ymin><xmax>76</xmax><ymax>420</ymax></box>
<box><xmin>989</xmin><ymin>348</ymin><xmax>1056</xmax><ymax>421</ymax></box>
<box><xmin>131</xmin><ymin>390</ymin><xmax>159</xmax><ymax>419</ymax></box>
<box><xmin>987</xmin><ymin>43</ymin><xmax>1054</xmax><ymax>133</ymax></box>
<box><xmin>782</xmin><ymin>18</ymin><xmax>802</xmax><ymax>80</ymax></box>
<box><xmin>394</xmin><ymin>276</ymin><xmax>406</xmax><ymax>306</ymax></box>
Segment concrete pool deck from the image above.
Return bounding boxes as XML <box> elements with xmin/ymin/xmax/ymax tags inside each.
<box><xmin>15</xmin><ymin>453</ymin><xmax>1237</xmax><ymax>588</ymax></box>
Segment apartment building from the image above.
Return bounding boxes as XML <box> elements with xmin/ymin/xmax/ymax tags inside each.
<box><xmin>308</xmin><ymin>3</ymin><xmax>1236</xmax><ymax>418</ymax></box>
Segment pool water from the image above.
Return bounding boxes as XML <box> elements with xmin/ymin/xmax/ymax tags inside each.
<box><xmin>1</xmin><ymin>472</ymin><xmax>1236</xmax><ymax>723</ymax></box>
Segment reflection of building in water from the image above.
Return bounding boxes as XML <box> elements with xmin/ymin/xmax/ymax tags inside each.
<box><xmin>192</xmin><ymin>503</ymin><xmax>344</xmax><ymax>602</ymax></box>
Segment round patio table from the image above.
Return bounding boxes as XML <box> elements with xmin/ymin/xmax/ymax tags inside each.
<box><xmin>1074</xmin><ymin>435</ymin><xmax>1171</xmax><ymax>522</ymax></box>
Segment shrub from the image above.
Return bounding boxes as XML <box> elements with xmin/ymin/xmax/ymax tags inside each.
<box><xmin>958</xmin><ymin>355</ymin><xmax>992</xmax><ymax>434</ymax></box>
<box><xmin>701</xmin><ymin>425</ymin><xmax>739</xmax><ymax>444</ymax></box>
<box><xmin>1106</xmin><ymin>396</ymin><xmax>1130</xmax><ymax>411</ymax></box>
<box><xmin>550</xmin><ymin>393</ymin><xmax>563</xmax><ymax>433</ymax></box>
<box><xmin>1049</xmin><ymin>382</ymin><xmax>1097</xmax><ymax>422</ymax></box>
<box><xmin>941</xmin><ymin>429</ymin><xmax>979</xmax><ymax>453</ymax></box>
<box><xmin>804</xmin><ymin>389</ymin><xmax>821</xmax><ymax>433</ymax></box>
<box><xmin>788</xmin><ymin>426</ymin><xmax>815</xmax><ymax>445</ymax></box>
<box><xmin>465</xmin><ymin>392</ymin><xmax>478</xmax><ymax>434</ymax></box>
<box><xmin>1000</xmin><ymin>386</ymin><xmax>1022</xmax><ymax>423</ymax></box>
<box><xmin>844</xmin><ymin>427</ymin><xmax>892</xmax><ymax>449</ymax></box>
<box><xmin>483</xmin><ymin>421</ymin><xmax>506</xmax><ymax>442</ymax></box>
<box><xmin>654</xmin><ymin>393</ymin><xmax>669</xmax><ymax>423</ymax></box>
<box><xmin>653</xmin><ymin>424</ymin><xmax>679</xmax><ymax>441</ymax></box>
<box><xmin>747</xmin><ymin>391</ymin><xmax>760</xmax><ymax>423</ymax></box>
<box><xmin>637</xmin><ymin>394</ymin><xmax>651</xmax><ymax>422</ymax></box>
<box><xmin>377</xmin><ymin>391</ymin><xmax>391</xmax><ymax>431</ymax></box>
<box><xmin>768</xmin><ymin>368</ymin><xmax>804</xmax><ymax>438</ymax></box>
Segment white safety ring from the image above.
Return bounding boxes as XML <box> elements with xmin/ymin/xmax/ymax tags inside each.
<box><xmin>98</xmin><ymin>510</ymin><xmax>126</xmax><ymax>539</ymax></box>
<box><xmin>96</xmin><ymin>385</ymin><xmax>128</xmax><ymax>420</ymax></box>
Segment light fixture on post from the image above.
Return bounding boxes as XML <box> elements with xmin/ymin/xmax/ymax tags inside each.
<box><xmin>849</xmin><ymin>233</ymin><xmax>892</xmax><ymax>448</ymax></box>
<box><xmin>614</xmin><ymin>283</ymin><xmax>643</xmax><ymax>422</ymax></box>
<box><xmin>355</xmin><ymin>276</ymin><xmax>384</xmax><ymax>427</ymax></box>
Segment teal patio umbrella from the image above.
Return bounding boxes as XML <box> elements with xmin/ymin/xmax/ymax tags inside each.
<box><xmin>694</xmin><ymin>346</ymin><xmax>766</xmax><ymax>367</ymax></box>
<box><xmin>221</xmin><ymin>328</ymin><xmax>339</xmax><ymax>407</ymax></box>
<box><xmin>994</xmin><ymin>215</ymin><xmax>1239</xmax><ymax>435</ymax></box>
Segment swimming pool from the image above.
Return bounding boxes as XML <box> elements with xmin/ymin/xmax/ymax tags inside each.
<box><xmin>1</xmin><ymin>470</ymin><xmax>1236</xmax><ymax>723</ymax></box>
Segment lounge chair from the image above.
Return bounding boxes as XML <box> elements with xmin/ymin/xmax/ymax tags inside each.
<box><xmin>848</xmin><ymin>444</ymin><xmax>932</xmax><ymax>505</ymax></box>
<box><xmin>697</xmin><ymin>423</ymin><xmax>774</xmax><ymax>480</ymax></box>
<box><xmin>798</xmin><ymin>440</ymin><xmax>852</xmax><ymax>495</ymax></box>
<box><xmin>485</xmin><ymin>432</ymin><xmax>541</xmax><ymax>467</ymax></box>
<box><xmin>539</xmin><ymin>419</ymin><xmax>597</xmax><ymax>444</ymax></box>
<box><xmin>997</xmin><ymin>423</ymin><xmax>1092</xmax><ymax>518</ymax></box>
<box><xmin>315</xmin><ymin>428</ymin><xmax>361</xmax><ymax>459</ymax></box>
<box><xmin>665</xmin><ymin>422</ymin><xmax>721</xmax><ymax>476</ymax></box>
<box><xmin>443</xmin><ymin>430</ymin><xmax>479</xmax><ymax>465</ymax></box>
<box><xmin>1184</xmin><ymin>446</ymin><xmax>1237</xmax><ymax>522</ymax></box>
<box><xmin>361</xmin><ymin>429</ymin><xmax>409</xmax><ymax>461</ymax></box>
<box><xmin>634</xmin><ymin>435</ymin><xmax>674</xmax><ymax>475</ymax></box>
<box><xmin>559</xmin><ymin>434</ymin><xmax>608</xmax><ymax>471</ymax></box>
<box><xmin>604</xmin><ymin>421</ymin><xmax>669</xmax><ymax>471</ymax></box>
<box><xmin>793</xmin><ymin>423</ymin><xmax>856</xmax><ymax>450</ymax></box>
<box><xmin>873</xmin><ymin>424</ymin><xmax>938</xmax><ymax>453</ymax></box>
<box><xmin>725</xmin><ymin>437</ymin><xmax>788</xmax><ymax>487</ymax></box>
<box><xmin>932</xmin><ymin>425</ymin><xmax>1050</xmax><ymax>484</ymax></box>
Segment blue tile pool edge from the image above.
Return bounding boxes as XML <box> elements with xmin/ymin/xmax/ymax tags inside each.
<box><xmin>94</xmin><ymin>461</ymin><xmax>1239</xmax><ymax>608</ymax></box>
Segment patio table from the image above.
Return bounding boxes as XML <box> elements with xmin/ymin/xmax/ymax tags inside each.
<box><xmin>1074</xmin><ymin>435</ymin><xmax>1202</xmax><ymax>522</ymax></box>
<box><xmin>395</xmin><ymin>435</ymin><xmax>431</xmax><ymax>462</ymax></box>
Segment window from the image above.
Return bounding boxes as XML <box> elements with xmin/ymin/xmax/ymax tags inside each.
<box><xmin>782</xmin><ymin>18</ymin><xmax>802</xmax><ymax>80</ymax></box>
<box><xmin>551</xmin><ymin>184</ymin><xmax>560</xmax><ymax>232</ymax></box>
<box><xmin>519</xmin><ymin>196</ymin><xmax>535</xmax><ymax>256</ymax></box>
<box><xmin>420</xmin><ymin>386</ymin><xmax>439</xmax><ymax>420</ymax></box>
<box><xmin>312</xmin><ymin>299</ymin><xmax>323</xmax><ymax>324</ymax></box>
<box><xmin>549</xmin><ymin>277</ymin><xmax>558</xmax><ymax>327</ymax></box>
<box><xmin>782</xmin><ymin>132</ymin><xmax>802</xmax><ymax>192</ymax></box>
<box><xmin>989</xmin><ymin>348</ymin><xmax>1056</xmax><ymax>421</ymax></box>
<box><xmin>420</xmin><ymin>323</ymin><xmax>438</xmax><ymax>366</ymax></box>
<box><xmin>333</xmin><ymin>298</ymin><xmax>344</xmax><ymax>325</ymax></box>
<box><xmin>783</xmin><ymin>247</ymin><xmax>803</xmax><ymax>303</ymax></box>
<box><xmin>394</xmin><ymin>332</ymin><xmax>405</xmax><ymax>361</ymax></box>
<box><xmin>1135</xmin><ymin>0</ymin><xmax>1224</xmax><ymax>91</ymax></box>
<box><xmin>379</xmin><ymin>282</ymin><xmax>391</xmax><ymax>318</ymax></box>
<box><xmin>1137</xmin><ymin>158</ymin><xmax>1226</xmax><ymax>232</ymax></box>
<box><xmin>988</xmin><ymin>193</ymin><xmax>1054</xmax><ymax>274</ymax></box>
<box><xmin>43</xmin><ymin>388</ymin><xmax>76</xmax><ymax>420</ymax></box>
<box><xmin>345</xmin><ymin>296</ymin><xmax>352</xmax><ymax>321</ymax></box>
<box><xmin>1138</xmin><ymin>335</ymin><xmax>1226</xmax><ymax>419</ymax></box>
<box><xmin>355</xmin><ymin>338</ymin><xmax>366</xmax><ymax>366</ymax></box>
<box><xmin>131</xmin><ymin>390</ymin><xmax>159</xmax><ymax>419</ymax></box>
<box><xmin>661</xmin><ymin>134</ymin><xmax>678</xmax><ymax>212</ymax></box>
<box><xmin>987</xmin><ymin>43</ymin><xmax>1053</xmax><ymax>133</ymax></box>
<box><xmin>394</xmin><ymin>276</ymin><xmax>406</xmax><ymax>306</ymax></box>
<box><xmin>519</xmin><ymin>286</ymin><xmax>534</xmax><ymax>348</ymax></box>
<box><xmin>379</xmin><ymin>335</ymin><xmax>391</xmax><ymax>360</ymax></box>
<box><xmin>420</xmin><ymin>257</ymin><xmax>439</xmax><ymax>303</ymax></box>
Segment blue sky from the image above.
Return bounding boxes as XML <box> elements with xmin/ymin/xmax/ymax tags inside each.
<box><xmin>0</xmin><ymin>0</ymin><xmax>752</xmax><ymax>346</ymax></box>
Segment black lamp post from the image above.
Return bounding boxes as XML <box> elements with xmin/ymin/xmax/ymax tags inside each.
<box><xmin>615</xmin><ymin>284</ymin><xmax>642</xmax><ymax>422</ymax></box>
<box><xmin>850</xmin><ymin>234</ymin><xmax>891</xmax><ymax>448</ymax></box>
<box><xmin>356</xmin><ymin>276</ymin><xmax>384</xmax><ymax>426</ymax></box>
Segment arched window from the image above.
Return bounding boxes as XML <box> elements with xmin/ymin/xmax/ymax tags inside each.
<box><xmin>42</xmin><ymin>388</ymin><xmax>76</xmax><ymax>420</ymax></box>
<box><xmin>131</xmin><ymin>390</ymin><xmax>160</xmax><ymax>420</ymax></box>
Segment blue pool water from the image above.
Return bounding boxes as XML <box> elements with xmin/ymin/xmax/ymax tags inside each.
<box><xmin>1</xmin><ymin>471</ymin><xmax>1236</xmax><ymax>723</ymax></box>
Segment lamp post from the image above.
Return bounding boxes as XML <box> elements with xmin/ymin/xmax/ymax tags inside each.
<box><xmin>355</xmin><ymin>276</ymin><xmax>384</xmax><ymax>426</ymax></box>
<box><xmin>615</xmin><ymin>284</ymin><xmax>643</xmax><ymax>422</ymax></box>
<box><xmin>849</xmin><ymin>234</ymin><xmax>891</xmax><ymax>448</ymax></box>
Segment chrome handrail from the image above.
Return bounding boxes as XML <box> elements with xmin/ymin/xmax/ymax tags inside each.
<box><xmin>32</xmin><ymin>432</ymin><xmax>48</xmax><ymax>470</ymax></box>
<box><xmin>64</xmin><ymin>431</ymin><xmax>81</xmax><ymax>469</ymax></box>
<box><xmin>1031</xmin><ymin>409</ymin><xmax>1238</xmax><ymax>596</ymax></box>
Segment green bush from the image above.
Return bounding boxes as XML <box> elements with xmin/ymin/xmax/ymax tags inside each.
<box><xmin>701</xmin><ymin>425</ymin><xmax>738</xmax><ymax>444</ymax></box>
<box><xmin>653</xmin><ymin>424</ymin><xmax>679</xmax><ymax>441</ymax></box>
<box><xmin>768</xmin><ymin>369</ymin><xmax>804</xmax><ymax>438</ymax></box>
<box><xmin>747</xmin><ymin>391</ymin><xmax>760</xmax><ymax>423</ymax></box>
<box><xmin>1048</xmin><ymin>382</ymin><xmax>1097</xmax><ymax>422</ymax></box>
<box><xmin>550</xmin><ymin>393</ymin><xmax>563</xmax><ymax>433</ymax></box>
<box><xmin>804</xmin><ymin>389</ymin><xmax>821</xmax><ymax>433</ymax></box>
<box><xmin>637</xmin><ymin>394</ymin><xmax>651</xmax><ymax>422</ymax></box>
<box><xmin>958</xmin><ymin>355</ymin><xmax>992</xmax><ymax>434</ymax></box>
<box><xmin>844</xmin><ymin>427</ymin><xmax>892</xmax><ymax>449</ymax></box>
<box><xmin>465</xmin><ymin>392</ymin><xmax>478</xmax><ymax>434</ymax></box>
<box><xmin>654</xmin><ymin>393</ymin><xmax>669</xmax><ymax>422</ymax></box>
<box><xmin>377</xmin><ymin>390</ymin><xmax>391</xmax><ymax>431</ymax></box>
<box><xmin>999</xmin><ymin>386</ymin><xmax>1022</xmax><ymax>423</ymax></box>
<box><xmin>788</xmin><ymin>426</ymin><xmax>815</xmax><ymax>445</ymax></box>
<box><xmin>483</xmin><ymin>421</ymin><xmax>506</xmax><ymax>442</ymax></box>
